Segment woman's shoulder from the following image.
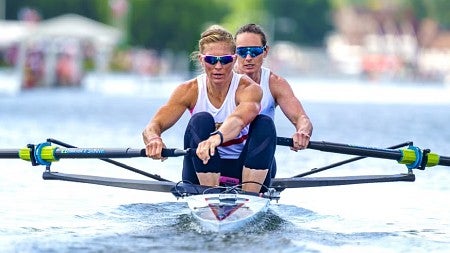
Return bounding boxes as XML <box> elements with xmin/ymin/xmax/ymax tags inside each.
<box><xmin>171</xmin><ymin>77</ymin><xmax>199</xmax><ymax>103</ymax></box>
<box><xmin>266</xmin><ymin>70</ymin><xmax>295</xmax><ymax>100</ymax></box>
<box><xmin>267</xmin><ymin>69</ymin><xmax>288</xmax><ymax>84</ymax></box>
<box><xmin>237</xmin><ymin>72</ymin><xmax>258</xmax><ymax>87</ymax></box>
<box><xmin>237</xmin><ymin>74</ymin><xmax>262</xmax><ymax>99</ymax></box>
<box><xmin>176</xmin><ymin>77</ymin><xmax>199</xmax><ymax>91</ymax></box>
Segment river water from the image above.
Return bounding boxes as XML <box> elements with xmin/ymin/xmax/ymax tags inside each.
<box><xmin>0</xmin><ymin>78</ymin><xmax>449</xmax><ymax>252</ymax></box>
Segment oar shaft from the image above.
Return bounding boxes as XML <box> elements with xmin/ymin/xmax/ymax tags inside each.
<box><xmin>52</xmin><ymin>147</ymin><xmax>189</xmax><ymax>159</ymax></box>
<box><xmin>277</xmin><ymin>137</ymin><xmax>402</xmax><ymax>160</ymax></box>
<box><xmin>276</xmin><ymin>137</ymin><xmax>449</xmax><ymax>169</ymax></box>
<box><xmin>309</xmin><ymin>141</ymin><xmax>403</xmax><ymax>160</ymax></box>
<box><xmin>293</xmin><ymin>141</ymin><xmax>412</xmax><ymax>178</ymax></box>
<box><xmin>438</xmin><ymin>156</ymin><xmax>450</xmax><ymax>166</ymax></box>
<box><xmin>53</xmin><ymin>148</ymin><xmax>146</xmax><ymax>159</ymax></box>
<box><xmin>46</xmin><ymin>138</ymin><xmax>172</xmax><ymax>182</ymax></box>
<box><xmin>54</xmin><ymin>147</ymin><xmax>191</xmax><ymax>159</ymax></box>
<box><xmin>0</xmin><ymin>150</ymin><xmax>21</xmax><ymax>159</ymax></box>
<box><xmin>0</xmin><ymin>145</ymin><xmax>189</xmax><ymax>166</ymax></box>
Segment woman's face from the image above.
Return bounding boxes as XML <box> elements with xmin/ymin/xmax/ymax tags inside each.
<box><xmin>235</xmin><ymin>32</ymin><xmax>267</xmax><ymax>76</ymax></box>
<box><xmin>199</xmin><ymin>41</ymin><xmax>236</xmax><ymax>86</ymax></box>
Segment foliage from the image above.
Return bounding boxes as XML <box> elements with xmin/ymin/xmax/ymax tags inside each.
<box><xmin>5</xmin><ymin>0</ymin><xmax>106</xmax><ymax>21</ymax></box>
<box><xmin>329</xmin><ymin>0</ymin><xmax>450</xmax><ymax>28</ymax></box>
<box><xmin>4</xmin><ymin>0</ymin><xmax>450</xmax><ymax>52</ymax></box>
<box><xmin>406</xmin><ymin>0</ymin><xmax>450</xmax><ymax>28</ymax></box>
<box><xmin>264</xmin><ymin>0</ymin><xmax>333</xmax><ymax>46</ymax></box>
<box><xmin>219</xmin><ymin>0</ymin><xmax>268</xmax><ymax>34</ymax></box>
<box><xmin>127</xmin><ymin>0</ymin><xmax>229</xmax><ymax>53</ymax></box>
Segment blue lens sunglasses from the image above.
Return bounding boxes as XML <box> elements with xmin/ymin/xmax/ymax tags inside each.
<box><xmin>236</xmin><ymin>46</ymin><xmax>266</xmax><ymax>58</ymax></box>
<box><xmin>201</xmin><ymin>55</ymin><xmax>235</xmax><ymax>65</ymax></box>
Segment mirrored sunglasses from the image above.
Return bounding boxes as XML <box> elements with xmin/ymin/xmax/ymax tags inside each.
<box><xmin>202</xmin><ymin>55</ymin><xmax>235</xmax><ymax>65</ymax></box>
<box><xmin>236</xmin><ymin>46</ymin><xmax>266</xmax><ymax>58</ymax></box>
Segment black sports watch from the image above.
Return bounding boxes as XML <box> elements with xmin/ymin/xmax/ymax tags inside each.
<box><xmin>210</xmin><ymin>130</ymin><xmax>224</xmax><ymax>146</ymax></box>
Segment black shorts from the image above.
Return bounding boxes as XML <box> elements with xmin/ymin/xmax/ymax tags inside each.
<box><xmin>182</xmin><ymin>112</ymin><xmax>277</xmax><ymax>189</ymax></box>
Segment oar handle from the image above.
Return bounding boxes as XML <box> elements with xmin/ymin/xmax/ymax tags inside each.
<box><xmin>277</xmin><ymin>137</ymin><xmax>333</xmax><ymax>150</ymax></box>
<box><xmin>276</xmin><ymin>137</ymin><xmax>293</xmax><ymax>147</ymax></box>
<box><xmin>161</xmin><ymin>148</ymin><xmax>192</xmax><ymax>157</ymax></box>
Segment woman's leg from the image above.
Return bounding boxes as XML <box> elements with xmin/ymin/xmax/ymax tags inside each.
<box><xmin>182</xmin><ymin>112</ymin><xmax>221</xmax><ymax>186</ymax></box>
<box><xmin>241</xmin><ymin>115</ymin><xmax>277</xmax><ymax>192</ymax></box>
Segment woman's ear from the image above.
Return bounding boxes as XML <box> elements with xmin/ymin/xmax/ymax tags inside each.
<box><xmin>263</xmin><ymin>45</ymin><xmax>270</xmax><ymax>58</ymax></box>
<box><xmin>198</xmin><ymin>54</ymin><xmax>205</xmax><ymax>67</ymax></box>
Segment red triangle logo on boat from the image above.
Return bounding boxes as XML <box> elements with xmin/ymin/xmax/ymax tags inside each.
<box><xmin>208</xmin><ymin>203</ymin><xmax>245</xmax><ymax>221</ymax></box>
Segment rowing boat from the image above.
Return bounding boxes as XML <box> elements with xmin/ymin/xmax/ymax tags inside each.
<box><xmin>186</xmin><ymin>193</ymin><xmax>270</xmax><ymax>232</ymax></box>
<box><xmin>1</xmin><ymin>137</ymin><xmax>449</xmax><ymax>232</ymax></box>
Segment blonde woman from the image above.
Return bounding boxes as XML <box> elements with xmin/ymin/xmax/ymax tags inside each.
<box><xmin>143</xmin><ymin>25</ymin><xmax>276</xmax><ymax>193</ymax></box>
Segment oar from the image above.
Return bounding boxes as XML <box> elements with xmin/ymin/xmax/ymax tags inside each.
<box><xmin>277</xmin><ymin>137</ymin><xmax>450</xmax><ymax>169</ymax></box>
<box><xmin>4</xmin><ymin>138</ymin><xmax>450</xmax><ymax>170</ymax></box>
<box><xmin>293</xmin><ymin>141</ymin><xmax>412</xmax><ymax>178</ymax></box>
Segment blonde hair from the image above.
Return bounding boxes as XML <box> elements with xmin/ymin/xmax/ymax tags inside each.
<box><xmin>190</xmin><ymin>24</ymin><xmax>236</xmax><ymax>61</ymax></box>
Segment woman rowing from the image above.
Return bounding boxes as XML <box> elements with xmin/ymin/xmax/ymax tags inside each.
<box><xmin>143</xmin><ymin>25</ymin><xmax>276</xmax><ymax>193</ymax></box>
<box><xmin>235</xmin><ymin>23</ymin><xmax>313</xmax><ymax>150</ymax></box>
<box><xmin>234</xmin><ymin>23</ymin><xmax>313</xmax><ymax>178</ymax></box>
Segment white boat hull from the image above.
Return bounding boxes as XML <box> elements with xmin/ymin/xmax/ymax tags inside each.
<box><xmin>186</xmin><ymin>193</ymin><xmax>270</xmax><ymax>232</ymax></box>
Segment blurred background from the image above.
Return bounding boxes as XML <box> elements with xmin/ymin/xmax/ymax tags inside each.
<box><xmin>1</xmin><ymin>0</ymin><xmax>450</xmax><ymax>93</ymax></box>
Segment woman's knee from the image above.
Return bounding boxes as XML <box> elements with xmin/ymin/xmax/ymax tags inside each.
<box><xmin>244</xmin><ymin>115</ymin><xmax>276</xmax><ymax>169</ymax></box>
<box><xmin>184</xmin><ymin>112</ymin><xmax>215</xmax><ymax>148</ymax></box>
<box><xmin>190</xmin><ymin>112</ymin><xmax>214</xmax><ymax>126</ymax></box>
<box><xmin>248</xmin><ymin>115</ymin><xmax>276</xmax><ymax>144</ymax></box>
<box><xmin>250</xmin><ymin>115</ymin><xmax>276</xmax><ymax>135</ymax></box>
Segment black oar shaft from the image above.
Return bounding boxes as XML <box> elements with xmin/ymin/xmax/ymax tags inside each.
<box><xmin>52</xmin><ymin>147</ymin><xmax>189</xmax><ymax>159</ymax></box>
<box><xmin>47</xmin><ymin>138</ymin><xmax>189</xmax><ymax>158</ymax></box>
<box><xmin>0</xmin><ymin>150</ymin><xmax>21</xmax><ymax>159</ymax></box>
<box><xmin>438</xmin><ymin>156</ymin><xmax>450</xmax><ymax>166</ymax></box>
<box><xmin>277</xmin><ymin>137</ymin><xmax>403</xmax><ymax>160</ymax></box>
<box><xmin>309</xmin><ymin>141</ymin><xmax>403</xmax><ymax>160</ymax></box>
<box><xmin>53</xmin><ymin>148</ymin><xmax>146</xmax><ymax>159</ymax></box>
<box><xmin>294</xmin><ymin>141</ymin><xmax>412</xmax><ymax>178</ymax></box>
<box><xmin>277</xmin><ymin>137</ymin><xmax>450</xmax><ymax>168</ymax></box>
<box><xmin>46</xmin><ymin>138</ymin><xmax>173</xmax><ymax>182</ymax></box>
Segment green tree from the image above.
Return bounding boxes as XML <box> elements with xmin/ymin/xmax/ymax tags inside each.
<box><xmin>406</xmin><ymin>0</ymin><xmax>450</xmax><ymax>28</ymax></box>
<box><xmin>264</xmin><ymin>0</ymin><xmax>333</xmax><ymax>46</ymax></box>
<box><xmin>5</xmin><ymin>0</ymin><xmax>106</xmax><ymax>21</ymax></box>
<box><xmin>128</xmin><ymin>0</ymin><xmax>229</xmax><ymax>53</ymax></box>
<box><xmin>220</xmin><ymin>0</ymin><xmax>268</xmax><ymax>34</ymax></box>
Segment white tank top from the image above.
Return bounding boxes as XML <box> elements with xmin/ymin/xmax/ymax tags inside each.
<box><xmin>190</xmin><ymin>72</ymin><xmax>249</xmax><ymax>159</ymax></box>
<box><xmin>259</xmin><ymin>67</ymin><xmax>276</xmax><ymax>119</ymax></box>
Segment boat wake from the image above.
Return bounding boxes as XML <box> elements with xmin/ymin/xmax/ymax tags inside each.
<box><xmin>2</xmin><ymin>201</ymin><xmax>445</xmax><ymax>252</ymax></box>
